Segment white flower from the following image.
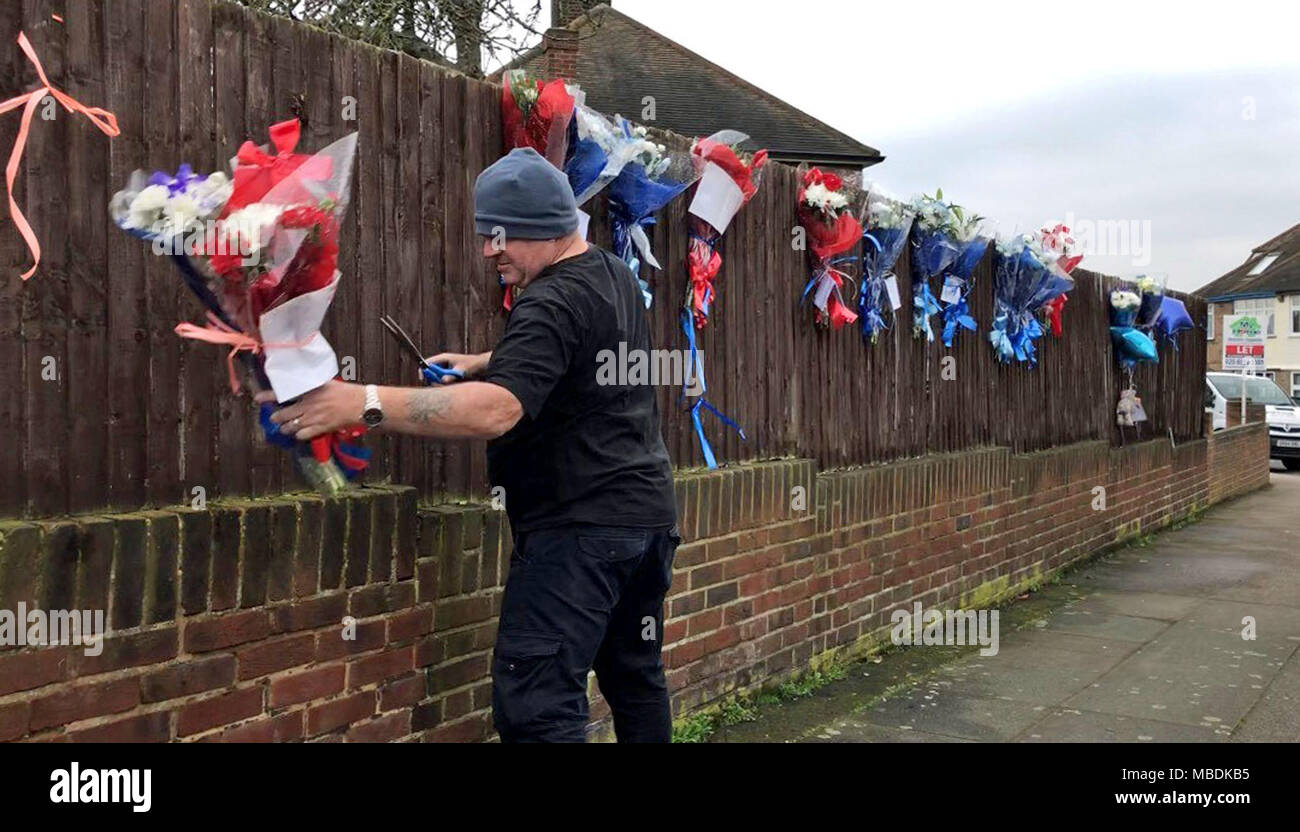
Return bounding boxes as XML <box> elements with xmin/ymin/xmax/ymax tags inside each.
<box><xmin>123</xmin><ymin>184</ymin><xmax>171</xmax><ymax>232</ymax></box>
<box><xmin>220</xmin><ymin>202</ymin><xmax>285</xmax><ymax>254</ymax></box>
<box><xmin>191</xmin><ymin>172</ymin><xmax>232</xmax><ymax>216</ymax></box>
<box><xmin>802</xmin><ymin>182</ymin><xmax>847</xmax><ymax>216</ymax></box>
<box><xmin>160</xmin><ymin>193</ymin><xmax>202</xmax><ymax>236</ymax></box>
<box><xmin>1111</xmin><ymin>289</ymin><xmax>1141</xmax><ymax>309</ymax></box>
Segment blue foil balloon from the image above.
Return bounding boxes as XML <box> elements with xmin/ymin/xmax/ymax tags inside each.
<box><xmin>1110</xmin><ymin>326</ymin><xmax>1158</xmax><ymax>363</ymax></box>
<box><xmin>1155</xmin><ymin>296</ymin><xmax>1194</xmax><ymax>341</ymax></box>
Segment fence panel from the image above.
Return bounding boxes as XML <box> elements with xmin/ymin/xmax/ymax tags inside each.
<box><xmin>0</xmin><ymin>0</ymin><xmax>1207</xmax><ymax>517</ymax></box>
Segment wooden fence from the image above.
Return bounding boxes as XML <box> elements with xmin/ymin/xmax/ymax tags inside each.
<box><xmin>0</xmin><ymin>0</ymin><xmax>1206</xmax><ymax>518</ymax></box>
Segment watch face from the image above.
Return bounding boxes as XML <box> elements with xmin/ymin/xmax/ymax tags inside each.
<box><xmin>363</xmin><ymin>408</ymin><xmax>384</xmax><ymax>428</ymax></box>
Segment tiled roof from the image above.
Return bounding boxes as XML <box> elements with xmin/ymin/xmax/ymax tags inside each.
<box><xmin>507</xmin><ymin>5</ymin><xmax>883</xmax><ymax>168</ymax></box>
<box><xmin>1195</xmin><ymin>222</ymin><xmax>1300</xmax><ymax>300</ymax></box>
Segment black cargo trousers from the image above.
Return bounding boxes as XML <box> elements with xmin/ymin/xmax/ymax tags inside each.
<box><xmin>490</xmin><ymin>523</ymin><xmax>680</xmax><ymax>742</ymax></box>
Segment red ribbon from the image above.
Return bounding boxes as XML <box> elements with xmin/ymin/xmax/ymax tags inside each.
<box><xmin>313</xmin><ymin>426</ymin><xmax>368</xmax><ymax>473</ymax></box>
<box><xmin>224</xmin><ymin>119</ymin><xmax>332</xmax><ymax>214</ymax></box>
<box><xmin>1045</xmin><ymin>294</ymin><xmax>1067</xmax><ymax>337</ymax></box>
<box><xmin>819</xmin><ymin>265</ymin><xmax>858</xmax><ymax>330</ymax></box>
<box><xmin>1</xmin><ymin>32</ymin><xmax>120</xmax><ymax>280</ymax></box>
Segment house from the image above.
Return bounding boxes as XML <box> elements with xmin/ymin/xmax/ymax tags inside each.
<box><xmin>1196</xmin><ymin>222</ymin><xmax>1300</xmax><ymax>399</ymax></box>
<box><xmin>508</xmin><ymin>1</ymin><xmax>884</xmax><ymax>172</ymax></box>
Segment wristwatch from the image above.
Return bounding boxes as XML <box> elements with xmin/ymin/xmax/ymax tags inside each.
<box><xmin>362</xmin><ymin>384</ymin><xmax>384</xmax><ymax>428</ymax></box>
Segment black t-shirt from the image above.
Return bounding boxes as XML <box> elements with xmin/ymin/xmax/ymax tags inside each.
<box><xmin>482</xmin><ymin>246</ymin><xmax>677</xmax><ymax>533</ymax></box>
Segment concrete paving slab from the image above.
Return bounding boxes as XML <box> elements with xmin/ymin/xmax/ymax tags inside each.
<box><xmin>1017</xmin><ymin>708</ymin><xmax>1225</xmax><ymax>743</ymax></box>
<box><xmin>851</xmin><ymin>687</ymin><xmax>1047</xmax><ymax>741</ymax></box>
<box><xmin>1062</xmin><ymin>590</ymin><xmax>1202</xmax><ymax>621</ymax></box>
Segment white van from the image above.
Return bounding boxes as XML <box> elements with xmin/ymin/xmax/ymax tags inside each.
<box><xmin>1205</xmin><ymin>372</ymin><xmax>1300</xmax><ymax>470</ymax></box>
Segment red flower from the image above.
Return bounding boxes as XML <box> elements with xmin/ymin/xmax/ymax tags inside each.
<box><xmin>693</xmin><ymin>139</ymin><xmax>768</xmax><ymax>201</ymax></box>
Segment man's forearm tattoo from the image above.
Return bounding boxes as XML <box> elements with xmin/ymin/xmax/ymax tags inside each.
<box><xmin>407</xmin><ymin>388</ymin><xmax>451</xmax><ymax>425</ymax></box>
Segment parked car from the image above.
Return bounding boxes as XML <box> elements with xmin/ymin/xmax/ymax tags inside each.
<box><xmin>1205</xmin><ymin>372</ymin><xmax>1300</xmax><ymax>470</ymax></box>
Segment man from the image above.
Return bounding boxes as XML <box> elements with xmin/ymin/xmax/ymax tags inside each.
<box><xmin>262</xmin><ymin>147</ymin><xmax>680</xmax><ymax>742</ymax></box>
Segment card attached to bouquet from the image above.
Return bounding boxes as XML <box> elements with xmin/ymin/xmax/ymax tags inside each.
<box><xmin>813</xmin><ymin>275</ymin><xmax>835</xmax><ymax>312</ymax></box>
<box><xmin>688</xmin><ymin>164</ymin><xmax>745</xmax><ymax>234</ymax></box>
<box><xmin>941</xmin><ymin>276</ymin><xmax>965</xmax><ymax>305</ymax></box>
<box><xmin>576</xmin><ymin>208</ymin><xmax>591</xmax><ymax>241</ymax></box>
<box><xmin>260</xmin><ymin>271</ymin><xmax>341</xmax><ymax>401</ymax></box>
<box><xmin>885</xmin><ymin>276</ymin><xmax>902</xmax><ymax>311</ymax></box>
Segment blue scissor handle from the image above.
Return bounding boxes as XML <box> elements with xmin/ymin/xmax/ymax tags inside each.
<box><xmin>420</xmin><ymin>363</ymin><xmax>464</xmax><ymax>385</ymax></box>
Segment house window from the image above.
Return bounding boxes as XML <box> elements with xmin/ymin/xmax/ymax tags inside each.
<box><xmin>1293</xmin><ymin>371</ymin><xmax>1300</xmax><ymax>401</ymax></box>
<box><xmin>1248</xmin><ymin>253</ymin><xmax>1280</xmax><ymax>276</ymax></box>
<box><xmin>1234</xmin><ymin>297</ymin><xmax>1275</xmax><ymax>336</ymax></box>
<box><xmin>1291</xmin><ymin>295</ymin><xmax>1300</xmax><ymax>336</ymax></box>
<box><xmin>1207</xmin><ymin>303</ymin><xmax>1214</xmax><ymax>340</ymax></box>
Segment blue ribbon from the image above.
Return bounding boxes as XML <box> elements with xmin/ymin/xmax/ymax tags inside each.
<box><xmin>259</xmin><ymin>403</ymin><xmax>371</xmax><ymax>481</ymax></box>
<box><xmin>612</xmin><ymin>212</ymin><xmax>656</xmax><ymax>308</ymax></box>
<box><xmin>147</xmin><ymin>163</ymin><xmax>201</xmax><ymax>196</ymax></box>
<box><xmin>988</xmin><ymin>306</ymin><xmax>1044</xmax><ymax>366</ymax></box>
<box><xmin>940</xmin><ymin>295</ymin><xmax>976</xmax><ymax>348</ymax></box>
<box><xmin>913</xmin><ymin>281</ymin><xmax>941</xmax><ymax>342</ymax></box>
<box><xmin>680</xmin><ymin>310</ymin><xmax>745</xmax><ymax>469</ymax></box>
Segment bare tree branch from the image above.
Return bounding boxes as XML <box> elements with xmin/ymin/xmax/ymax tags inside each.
<box><xmin>236</xmin><ymin>0</ymin><xmax>544</xmax><ymax>77</ymax></box>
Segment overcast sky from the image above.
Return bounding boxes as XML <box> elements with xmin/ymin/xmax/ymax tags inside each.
<box><xmin>565</xmin><ymin>0</ymin><xmax>1300</xmax><ymax>292</ymax></box>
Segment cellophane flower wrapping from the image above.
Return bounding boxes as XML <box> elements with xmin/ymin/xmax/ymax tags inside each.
<box><xmin>1134</xmin><ymin>273</ymin><xmax>1165</xmax><ymax>328</ymax></box>
<box><xmin>501</xmin><ymin>69</ymin><xmax>574</xmax><ymax>168</ymax></box>
<box><xmin>1038</xmin><ymin>223</ymin><xmax>1082</xmax><ymax>336</ymax></box>
<box><xmin>988</xmin><ymin>234</ymin><xmax>1073</xmax><ymax>366</ymax></box>
<box><xmin>564</xmin><ymin>103</ymin><xmax>639</xmax><ymax>207</ymax></box>
<box><xmin>858</xmin><ymin>192</ymin><xmax>913</xmax><ymax>343</ymax></box>
<box><xmin>908</xmin><ymin>192</ymin><xmax>960</xmax><ymax>341</ymax></box>
<box><xmin>685</xmin><ymin>130</ymin><xmax>768</xmax><ymax>327</ymax></box>
<box><xmin>936</xmin><ymin>210</ymin><xmax>987</xmax><ymax>348</ymax></box>
<box><xmin>212</xmin><ymin>131</ymin><xmax>357</xmax><ymax>399</ymax></box>
<box><xmin>797</xmin><ymin>166</ymin><xmax>862</xmax><ymax>330</ymax></box>
<box><xmin>607</xmin><ymin>116</ymin><xmax>699</xmax><ymax>308</ymax></box>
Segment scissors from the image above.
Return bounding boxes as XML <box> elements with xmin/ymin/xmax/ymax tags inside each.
<box><xmin>379</xmin><ymin>314</ymin><xmax>464</xmax><ymax>384</ymax></box>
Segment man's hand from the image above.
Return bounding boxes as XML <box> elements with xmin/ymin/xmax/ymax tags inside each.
<box><xmin>256</xmin><ymin>380</ymin><xmax>365</xmax><ymax>441</ymax></box>
<box><xmin>424</xmin><ymin>351</ymin><xmax>491</xmax><ymax>383</ymax></box>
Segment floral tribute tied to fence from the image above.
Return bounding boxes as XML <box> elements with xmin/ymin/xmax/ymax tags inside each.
<box><xmin>857</xmin><ymin>191</ymin><xmax>913</xmax><ymax>344</ymax></box>
<box><xmin>607</xmin><ymin>117</ymin><xmax>698</xmax><ymax>308</ymax></box>
<box><xmin>108</xmin><ymin>118</ymin><xmax>369</xmax><ymax>494</ymax></box>
<box><xmin>796</xmin><ymin>166</ymin><xmax>862</xmax><ymax>330</ymax></box>
<box><xmin>682</xmin><ymin>131</ymin><xmax>768</xmax><ymax>468</ymax></box>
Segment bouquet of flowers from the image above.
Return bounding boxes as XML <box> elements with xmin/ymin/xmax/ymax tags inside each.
<box><xmin>685</xmin><ymin>130</ymin><xmax>768</xmax><ymax>328</ymax></box>
<box><xmin>607</xmin><ymin>116</ymin><xmax>698</xmax><ymax>308</ymax></box>
<box><xmin>857</xmin><ymin>192</ymin><xmax>913</xmax><ymax>344</ymax></box>
<box><xmin>1038</xmin><ymin>223</ymin><xmax>1082</xmax><ymax>337</ymax></box>
<box><xmin>564</xmin><ymin>101</ymin><xmax>639</xmax><ymax>208</ymax></box>
<box><xmin>936</xmin><ymin>209</ymin><xmax>987</xmax><ymax>349</ymax></box>
<box><xmin>797</xmin><ymin>167</ymin><xmax>861</xmax><ymax>329</ymax></box>
<box><xmin>500</xmin><ymin>68</ymin><xmax>574</xmax><ymax>168</ymax></box>
<box><xmin>987</xmin><ymin>233</ymin><xmax>1074</xmax><ymax>366</ymax></box>
<box><xmin>109</xmin><ymin>119</ymin><xmax>368</xmax><ymax>494</ymax></box>
<box><xmin>677</xmin><ymin>131</ymin><xmax>766</xmax><ymax>470</ymax></box>
<box><xmin>909</xmin><ymin>190</ymin><xmax>962</xmax><ymax>342</ymax></box>
<box><xmin>1109</xmin><ymin>277</ymin><xmax>1159</xmax><ymax>371</ymax></box>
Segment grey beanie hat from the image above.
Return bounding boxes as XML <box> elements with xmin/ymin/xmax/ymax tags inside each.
<box><xmin>474</xmin><ymin>147</ymin><xmax>579</xmax><ymax>240</ymax></box>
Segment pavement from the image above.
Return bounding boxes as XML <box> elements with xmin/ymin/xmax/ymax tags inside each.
<box><xmin>712</xmin><ymin>465</ymin><xmax>1300</xmax><ymax>743</ymax></box>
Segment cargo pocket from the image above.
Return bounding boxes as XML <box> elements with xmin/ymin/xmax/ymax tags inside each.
<box><xmin>576</xmin><ymin>531</ymin><xmax>648</xmax><ymax>562</ymax></box>
<box><xmin>491</xmin><ymin>630</ymin><xmax>564</xmax><ymax>734</ymax></box>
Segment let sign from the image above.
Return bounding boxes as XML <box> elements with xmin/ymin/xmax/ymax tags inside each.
<box><xmin>1222</xmin><ymin>314</ymin><xmax>1266</xmax><ymax>372</ymax></box>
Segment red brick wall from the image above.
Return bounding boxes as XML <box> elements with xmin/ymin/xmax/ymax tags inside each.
<box><xmin>0</xmin><ymin>427</ymin><xmax>1270</xmax><ymax>742</ymax></box>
